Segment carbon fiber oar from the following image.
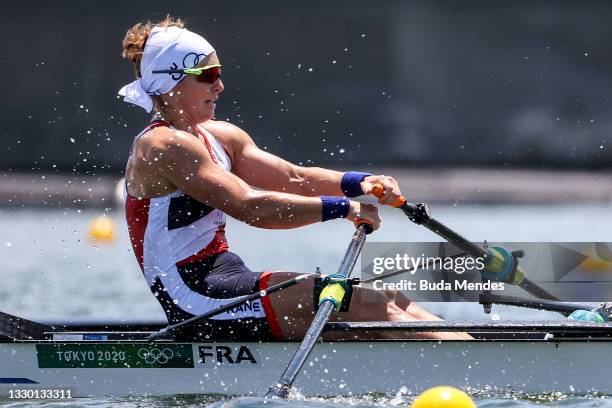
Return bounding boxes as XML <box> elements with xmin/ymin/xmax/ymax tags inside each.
<box><xmin>479</xmin><ymin>293</ymin><xmax>595</xmax><ymax>316</ymax></box>
<box><xmin>147</xmin><ymin>273</ymin><xmax>315</xmax><ymax>342</ymax></box>
<box><xmin>372</xmin><ymin>185</ymin><xmax>558</xmax><ymax>300</ymax></box>
<box><xmin>0</xmin><ymin>311</ymin><xmax>59</xmax><ymax>341</ymax></box>
<box><xmin>266</xmin><ymin>223</ymin><xmax>372</xmax><ymax>399</ymax></box>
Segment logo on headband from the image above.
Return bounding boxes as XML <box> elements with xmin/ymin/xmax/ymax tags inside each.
<box><xmin>183</xmin><ymin>52</ymin><xmax>206</xmax><ymax>69</ymax></box>
<box><xmin>165</xmin><ymin>53</ymin><xmax>207</xmax><ymax>82</ymax></box>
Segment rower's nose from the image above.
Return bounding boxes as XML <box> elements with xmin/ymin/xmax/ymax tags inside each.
<box><xmin>212</xmin><ymin>78</ymin><xmax>224</xmax><ymax>93</ymax></box>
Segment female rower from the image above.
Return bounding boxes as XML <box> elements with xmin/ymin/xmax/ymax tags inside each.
<box><xmin>119</xmin><ymin>17</ymin><xmax>469</xmax><ymax>341</ymax></box>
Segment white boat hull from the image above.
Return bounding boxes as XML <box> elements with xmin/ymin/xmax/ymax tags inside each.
<box><xmin>1</xmin><ymin>340</ymin><xmax>610</xmax><ymax>397</ymax></box>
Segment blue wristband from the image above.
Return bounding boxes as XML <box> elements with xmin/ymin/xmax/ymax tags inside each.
<box><xmin>321</xmin><ymin>196</ymin><xmax>350</xmax><ymax>222</ymax></box>
<box><xmin>341</xmin><ymin>171</ymin><xmax>371</xmax><ymax>197</ymax></box>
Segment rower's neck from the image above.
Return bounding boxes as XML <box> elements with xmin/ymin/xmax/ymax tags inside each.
<box><xmin>153</xmin><ymin>111</ymin><xmax>199</xmax><ymax>134</ymax></box>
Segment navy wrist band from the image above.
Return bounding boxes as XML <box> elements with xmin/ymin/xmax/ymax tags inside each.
<box><xmin>321</xmin><ymin>196</ymin><xmax>350</xmax><ymax>222</ymax></box>
<box><xmin>341</xmin><ymin>171</ymin><xmax>371</xmax><ymax>197</ymax></box>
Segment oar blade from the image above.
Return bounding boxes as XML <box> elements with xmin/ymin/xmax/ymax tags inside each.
<box><xmin>266</xmin><ymin>383</ymin><xmax>290</xmax><ymax>399</ymax></box>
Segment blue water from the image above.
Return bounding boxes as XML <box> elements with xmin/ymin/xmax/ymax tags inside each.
<box><xmin>1</xmin><ymin>204</ymin><xmax>611</xmax><ymax>407</ymax></box>
<box><xmin>3</xmin><ymin>393</ymin><xmax>612</xmax><ymax>407</ymax></box>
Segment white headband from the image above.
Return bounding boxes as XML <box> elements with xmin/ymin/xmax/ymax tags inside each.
<box><xmin>118</xmin><ymin>26</ymin><xmax>215</xmax><ymax>112</ymax></box>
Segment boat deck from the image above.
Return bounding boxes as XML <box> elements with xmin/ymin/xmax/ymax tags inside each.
<box><xmin>3</xmin><ymin>320</ymin><xmax>612</xmax><ymax>343</ymax></box>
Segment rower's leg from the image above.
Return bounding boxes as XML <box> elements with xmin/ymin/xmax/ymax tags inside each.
<box><xmin>383</xmin><ymin>290</ymin><xmax>439</xmax><ymax>320</ymax></box>
<box><xmin>388</xmin><ymin>291</ymin><xmax>442</xmax><ymax>320</ymax></box>
<box><xmin>264</xmin><ymin>272</ymin><xmax>390</xmax><ymax>340</ymax></box>
<box><xmin>384</xmin><ymin>291</ymin><xmax>473</xmax><ymax>340</ymax></box>
<box><xmin>385</xmin><ymin>291</ymin><xmax>473</xmax><ymax>339</ymax></box>
<box><xmin>264</xmin><ymin>272</ymin><xmax>471</xmax><ymax>340</ymax></box>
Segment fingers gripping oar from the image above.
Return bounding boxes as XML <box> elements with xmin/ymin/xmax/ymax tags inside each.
<box><xmin>372</xmin><ymin>185</ymin><xmax>558</xmax><ymax>300</ymax></box>
<box><xmin>266</xmin><ymin>223</ymin><xmax>373</xmax><ymax>399</ymax></box>
<box><xmin>147</xmin><ymin>273</ymin><xmax>315</xmax><ymax>342</ymax></box>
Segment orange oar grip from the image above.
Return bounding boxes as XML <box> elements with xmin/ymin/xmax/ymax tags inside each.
<box><xmin>371</xmin><ymin>184</ymin><xmax>406</xmax><ymax>208</ymax></box>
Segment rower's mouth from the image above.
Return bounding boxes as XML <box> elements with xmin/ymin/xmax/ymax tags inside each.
<box><xmin>205</xmin><ymin>98</ymin><xmax>218</xmax><ymax>105</ymax></box>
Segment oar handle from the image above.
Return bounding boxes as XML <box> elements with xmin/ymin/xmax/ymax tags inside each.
<box><xmin>353</xmin><ymin>220</ymin><xmax>374</xmax><ymax>234</ymax></box>
<box><xmin>372</xmin><ymin>184</ymin><xmax>407</xmax><ymax>208</ymax></box>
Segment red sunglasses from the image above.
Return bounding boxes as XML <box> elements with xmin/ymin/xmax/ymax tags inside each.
<box><xmin>152</xmin><ymin>64</ymin><xmax>222</xmax><ymax>84</ymax></box>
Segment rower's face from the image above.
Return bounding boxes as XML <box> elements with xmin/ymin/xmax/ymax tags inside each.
<box><xmin>161</xmin><ymin>53</ymin><xmax>224</xmax><ymax>123</ymax></box>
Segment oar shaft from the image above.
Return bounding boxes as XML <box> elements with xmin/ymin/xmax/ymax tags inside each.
<box><xmin>518</xmin><ymin>278</ymin><xmax>558</xmax><ymax>300</ymax></box>
<box><xmin>384</xmin><ymin>193</ymin><xmax>558</xmax><ymax>301</ymax></box>
<box><xmin>0</xmin><ymin>311</ymin><xmax>58</xmax><ymax>341</ymax></box>
<box><xmin>425</xmin><ymin>214</ymin><xmax>559</xmax><ymax>300</ymax></box>
<box><xmin>421</xmin><ymin>217</ymin><xmax>488</xmax><ymax>258</ymax></box>
<box><xmin>268</xmin><ymin>301</ymin><xmax>335</xmax><ymax>398</ymax></box>
<box><xmin>266</xmin><ymin>225</ymin><xmax>369</xmax><ymax>398</ymax></box>
<box><xmin>479</xmin><ymin>293</ymin><xmax>593</xmax><ymax>315</ymax></box>
<box><xmin>394</xmin><ymin>200</ymin><xmax>487</xmax><ymax>258</ymax></box>
<box><xmin>337</xmin><ymin>225</ymin><xmax>368</xmax><ymax>276</ymax></box>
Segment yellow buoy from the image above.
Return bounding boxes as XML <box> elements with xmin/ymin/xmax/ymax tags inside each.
<box><xmin>411</xmin><ymin>386</ymin><xmax>476</xmax><ymax>408</ymax></box>
<box><xmin>88</xmin><ymin>216</ymin><xmax>116</xmax><ymax>243</ymax></box>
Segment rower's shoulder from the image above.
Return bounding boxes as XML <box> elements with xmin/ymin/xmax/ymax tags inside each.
<box><xmin>203</xmin><ymin>120</ymin><xmax>251</xmax><ymax>144</ymax></box>
<box><xmin>134</xmin><ymin>125</ymin><xmax>197</xmax><ymax>152</ymax></box>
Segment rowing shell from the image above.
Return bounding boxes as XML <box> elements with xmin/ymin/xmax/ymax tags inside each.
<box><xmin>1</xmin><ymin>320</ymin><xmax>611</xmax><ymax>397</ymax></box>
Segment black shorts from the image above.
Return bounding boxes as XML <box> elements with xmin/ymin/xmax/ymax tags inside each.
<box><xmin>150</xmin><ymin>251</ymin><xmax>281</xmax><ymax>341</ymax></box>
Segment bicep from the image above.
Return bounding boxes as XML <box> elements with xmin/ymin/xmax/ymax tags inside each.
<box><xmin>156</xmin><ymin>134</ymin><xmax>254</xmax><ymax>218</ymax></box>
<box><xmin>233</xmin><ymin>143</ymin><xmax>302</xmax><ymax>192</ymax></box>
<box><xmin>207</xmin><ymin>121</ymin><xmax>338</xmax><ymax>196</ymax></box>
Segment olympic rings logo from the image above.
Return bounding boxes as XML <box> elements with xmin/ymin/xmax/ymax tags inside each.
<box><xmin>137</xmin><ymin>347</ymin><xmax>174</xmax><ymax>364</ymax></box>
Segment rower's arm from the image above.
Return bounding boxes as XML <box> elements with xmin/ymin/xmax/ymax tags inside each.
<box><xmin>208</xmin><ymin>121</ymin><xmax>345</xmax><ymax>196</ymax></box>
<box><xmin>151</xmin><ymin>128</ymin><xmax>359</xmax><ymax>229</ymax></box>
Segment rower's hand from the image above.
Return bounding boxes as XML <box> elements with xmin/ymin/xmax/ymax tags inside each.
<box><xmin>346</xmin><ymin>201</ymin><xmax>381</xmax><ymax>231</ymax></box>
<box><xmin>361</xmin><ymin>175</ymin><xmax>402</xmax><ymax>206</ymax></box>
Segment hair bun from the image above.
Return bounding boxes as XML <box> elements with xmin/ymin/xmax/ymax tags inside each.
<box><xmin>121</xmin><ymin>16</ymin><xmax>185</xmax><ymax>77</ymax></box>
<box><xmin>122</xmin><ymin>23</ymin><xmax>149</xmax><ymax>65</ymax></box>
